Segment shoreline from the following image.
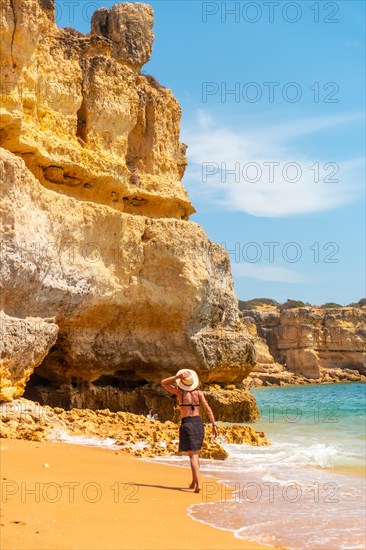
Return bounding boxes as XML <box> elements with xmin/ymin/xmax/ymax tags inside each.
<box><xmin>0</xmin><ymin>439</ymin><xmax>287</xmax><ymax>550</ymax></box>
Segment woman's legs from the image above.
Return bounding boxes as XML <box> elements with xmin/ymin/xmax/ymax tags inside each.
<box><xmin>190</xmin><ymin>455</ymin><xmax>201</xmax><ymax>487</ymax></box>
<box><xmin>188</xmin><ymin>451</ymin><xmax>201</xmax><ymax>492</ymax></box>
<box><xmin>188</xmin><ymin>450</ymin><xmax>195</xmax><ymax>487</ymax></box>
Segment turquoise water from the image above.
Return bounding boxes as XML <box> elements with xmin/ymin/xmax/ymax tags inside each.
<box><xmin>250</xmin><ymin>381</ymin><xmax>366</xmax><ymax>470</ymax></box>
<box><xmin>156</xmin><ymin>382</ymin><xmax>366</xmax><ymax>550</ymax></box>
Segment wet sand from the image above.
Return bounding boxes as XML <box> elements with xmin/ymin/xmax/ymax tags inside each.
<box><xmin>0</xmin><ymin>439</ymin><xmax>287</xmax><ymax>550</ymax></box>
<box><xmin>329</xmin><ymin>464</ymin><xmax>366</xmax><ymax>479</ymax></box>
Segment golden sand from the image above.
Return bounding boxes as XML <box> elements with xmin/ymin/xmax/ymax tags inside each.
<box><xmin>0</xmin><ymin>439</ymin><xmax>287</xmax><ymax>550</ymax></box>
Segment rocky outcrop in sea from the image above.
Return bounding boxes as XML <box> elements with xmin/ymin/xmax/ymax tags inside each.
<box><xmin>240</xmin><ymin>302</ymin><xmax>366</xmax><ymax>387</ymax></box>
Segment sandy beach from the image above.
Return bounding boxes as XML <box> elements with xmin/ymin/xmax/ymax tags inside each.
<box><xmin>0</xmin><ymin>439</ymin><xmax>287</xmax><ymax>550</ymax></box>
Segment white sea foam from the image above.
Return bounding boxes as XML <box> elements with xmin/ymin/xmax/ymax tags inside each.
<box><xmin>146</xmin><ymin>410</ymin><xmax>159</xmax><ymax>421</ymax></box>
<box><xmin>197</xmin><ymin>440</ymin><xmax>340</xmax><ymax>475</ymax></box>
<box><xmin>48</xmin><ymin>427</ymin><xmax>119</xmax><ymax>449</ymax></box>
<box><xmin>271</xmin><ymin>441</ymin><xmax>338</xmax><ymax>468</ymax></box>
<box><xmin>129</xmin><ymin>441</ymin><xmax>147</xmax><ymax>451</ymax></box>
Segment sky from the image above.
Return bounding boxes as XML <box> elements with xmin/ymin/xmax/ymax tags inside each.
<box><xmin>55</xmin><ymin>0</ymin><xmax>365</xmax><ymax>305</ymax></box>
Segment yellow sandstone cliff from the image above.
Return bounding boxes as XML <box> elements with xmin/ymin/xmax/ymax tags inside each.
<box><xmin>241</xmin><ymin>304</ymin><xmax>366</xmax><ymax>387</ymax></box>
<box><xmin>0</xmin><ymin>0</ymin><xmax>192</xmax><ymax>219</ymax></box>
<box><xmin>0</xmin><ymin>0</ymin><xmax>257</xmax><ymax>419</ymax></box>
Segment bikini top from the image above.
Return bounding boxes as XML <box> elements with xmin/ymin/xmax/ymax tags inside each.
<box><xmin>178</xmin><ymin>389</ymin><xmax>201</xmax><ymax>411</ymax></box>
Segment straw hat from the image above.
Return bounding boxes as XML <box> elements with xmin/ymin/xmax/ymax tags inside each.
<box><xmin>176</xmin><ymin>369</ymin><xmax>199</xmax><ymax>391</ymax></box>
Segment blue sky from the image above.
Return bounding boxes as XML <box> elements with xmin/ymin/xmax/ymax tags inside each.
<box><xmin>56</xmin><ymin>1</ymin><xmax>365</xmax><ymax>305</ymax></box>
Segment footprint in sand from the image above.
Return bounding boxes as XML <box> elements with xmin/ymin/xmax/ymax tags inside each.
<box><xmin>11</xmin><ymin>520</ymin><xmax>26</xmax><ymax>525</ymax></box>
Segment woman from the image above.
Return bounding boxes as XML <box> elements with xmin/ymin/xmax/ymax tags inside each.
<box><xmin>161</xmin><ymin>369</ymin><xmax>219</xmax><ymax>493</ymax></box>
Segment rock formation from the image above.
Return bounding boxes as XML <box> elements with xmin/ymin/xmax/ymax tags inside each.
<box><xmin>240</xmin><ymin>304</ymin><xmax>366</xmax><ymax>387</ymax></box>
<box><xmin>23</xmin><ymin>380</ymin><xmax>260</xmax><ymax>423</ymax></box>
<box><xmin>0</xmin><ymin>148</ymin><xmax>255</xmax><ymax>410</ymax></box>
<box><xmin>0</xmin><ymin>311</ymin><xmax>58</xmax><ymax>400</ymax></box>
<box><xmin>0</xmin><ymin>399</ymin><xmax>270</xmax><ymax>460</ymax></box>
<box><xmin>0</xmin><ymin>0</ymin><xmax>191</xmax><ymax>219</ymax></box>
<box><xmin>0</xmin><ymin>0</ymin><xmax>257</xmax><ymax>418</ymax></box>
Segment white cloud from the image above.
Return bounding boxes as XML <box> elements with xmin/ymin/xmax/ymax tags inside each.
<box><xmin>231</xmin><ymin>263</ymin><xmax>306</xmax><ymax>283</ymax></box>
<box><xmin>249</xmin><ymin>112</ymin><xmax>363</xmax><ymax>143</ymax></box>
<box><xmin>182</xmin><ymin>111</ymin><xmax>364</xmax><ymax>217</ymax></box>
<box><xmin>196</xmin><ymin>109</ymin><xmax>215</xmax><ymax>130</ymax></box>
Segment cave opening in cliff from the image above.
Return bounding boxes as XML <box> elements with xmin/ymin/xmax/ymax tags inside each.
<box><xmin>93</xmin><ymin>374</ymin><xmax>148</xmax><ymax>390</ymax></box>
<box><xmin>23</xmin><ymin>372</ymin><xmax>56</xmax><ymax>401</ymax></box>
<box><xmin>76</xmin><ymin>99</ymin><xmax>88</xmax><ymax>144</ymax></box>
<box><xmin>22</xmin><ymin>369</ymin><xmax>151</xmax><ymax>411</ymax></box>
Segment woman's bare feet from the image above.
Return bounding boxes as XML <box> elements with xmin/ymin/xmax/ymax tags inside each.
<box><xmin>189</xmin><ymin>481</ymin><xmax>201</xmax><ymax>492</ymax></box>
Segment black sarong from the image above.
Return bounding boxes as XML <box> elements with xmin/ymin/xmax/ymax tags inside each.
<box><xmin>179</xmin><ymin>416</ymin><xmax>204</xmax><ymax>452</ymax></box>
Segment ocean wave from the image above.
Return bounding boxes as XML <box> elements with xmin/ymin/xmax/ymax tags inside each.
<box><xmin>48</xmin><ymin>427</ymin><xmax>119</xmax><ymax>448</ymax></box>
<box><xmin>202</xmin><ymin>441</ymin><xmax>340</xmax><ymax>470</ymax></box>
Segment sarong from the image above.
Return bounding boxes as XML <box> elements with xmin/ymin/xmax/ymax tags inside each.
<box><xmin>178</xmin><ymin>416</ymin><xmax>204</xmax><ymax>452</ymax></box>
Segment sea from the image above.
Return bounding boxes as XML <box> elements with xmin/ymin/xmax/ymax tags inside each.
<box><xmin>152</xmin><ymin>381</ymin><xmax>366</xmax><ymax>550</ymax></box>
<box><xmin>49</xmin><ymin>381</ymin><xmax>366</xmax><ymax>550</ymax></box>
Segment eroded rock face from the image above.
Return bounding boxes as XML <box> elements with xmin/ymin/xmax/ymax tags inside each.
<box><xmin>0</xmin><ymin>0</ymin><xmax>193</xmax><ymax>220</ymax></box>
<box><xmin>24</xmin><ymin>382</ymin><xmax>259</xmax><ymax>423</ymax></box>
<box><xmin>91</xmin><ymin>3</ymin><xmax>155</xmax><ymax>70</ymax></box>
<box><xmin>241</xmin><ymin>305</ymin><xmax>366</xmax><ymax>386</ymax></box>
<box><xmin>271</xmin><ymin>307</ymin><xmax>365</xmax><ymax>376</ymax></box>
<box><xmin>0</xmin><ymin>147</ymin><xmax>255</xmax><ymax>400</ymax></box>
<box><xmin>201</xmin><ymin>387</ymin><xmax>259</xmax><ymax>422</ymax></box>
<box><xmin>0</xmin><ymin>312</ymin><xmax>58</xmax><ymax>401</ymax></box>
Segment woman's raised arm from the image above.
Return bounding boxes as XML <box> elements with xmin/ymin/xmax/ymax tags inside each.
<box><xmin>161</xmin><ymin>374</ymin><xmax>181</xmax><ymax>395</ymax></box>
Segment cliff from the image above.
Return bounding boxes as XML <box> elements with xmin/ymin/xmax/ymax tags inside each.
<box><xmin>0</xmin><ymin>1</ymin><xmax>192</xmax><ymax>219</ymax></box>
<box><xmin>0</xmin><ymin>0</ymin><xmax>257</xmax><ymax>419</ymax></box>
<box><xmin>240</xmin><ymin>303</ymin><xmax>366</xmax><ymax>387</ymax></box>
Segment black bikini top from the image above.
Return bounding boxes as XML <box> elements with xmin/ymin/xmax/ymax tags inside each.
<box><xmin>179</xmin><ymin>389</ymin><xmax>201</xmax><ymax>411</ymax></box>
